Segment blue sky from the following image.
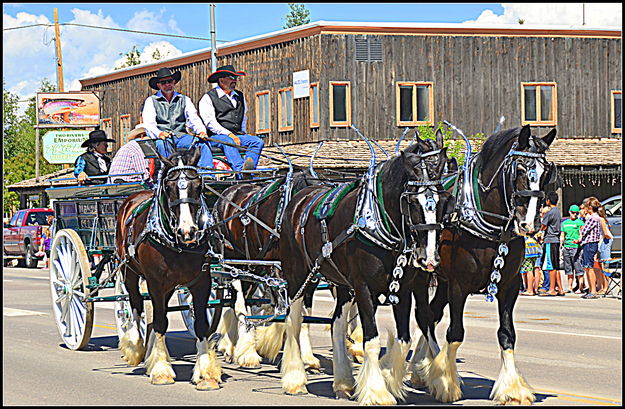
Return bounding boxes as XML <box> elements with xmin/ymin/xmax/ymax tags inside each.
<box><xmin>3</xmin><ymin>3</ymin><xmax>622</xmax><ymax>107</ymax></box>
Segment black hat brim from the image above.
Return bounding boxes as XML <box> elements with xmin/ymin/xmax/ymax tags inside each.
<box><xmin>81</xmin><ymin>137</ymin><xmax>116</xmax><ymax>148</ymax></box>
<box><xmin>149</xmin><ymin>70</ymin><xmax>182</xmax><ymax>90</ymax></box>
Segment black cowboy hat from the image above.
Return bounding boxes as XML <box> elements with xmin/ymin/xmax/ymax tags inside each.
<box><xmin>81</xmin><ymin>129</ymin><xmax>115</xmax><ymax>148</ymax></box>
<box><xmin>148</xmin><ymin>67</ymin><xmax>182</xmax><ymax>90</ymax></box>
<box><xmin>207</xmin><ymin>64</ymin><xmax>246</xmax><ymax>83</ymax></box>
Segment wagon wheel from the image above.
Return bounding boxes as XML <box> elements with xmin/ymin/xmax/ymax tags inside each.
<box><xmin>113</xmin><ymin>273</ymin><xmax>153</xmax><ymax>342</ymax></box>
<box><xmin>176</xmin><ymin>285</ymin><xmax>223</xmax><ymax>338</ymax></box>
<box><xmin>48</xmin><ymin>229</ymin><xmax>94</xmax><ymax>350</ymax></box>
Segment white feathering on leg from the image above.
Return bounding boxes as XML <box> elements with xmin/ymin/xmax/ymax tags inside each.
<box><xmin>490</xmin><ymin>348</ymin><xmax>535</xmax><ymax>405</ymax></box>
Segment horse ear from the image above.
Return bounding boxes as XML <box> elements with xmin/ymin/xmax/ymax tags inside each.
<box><xmin>156</xmin><ymin>149</ymin><xmax>174</xmax><ymax>169</ymax></box>
<box><xmin>190</xmin><ymin>146</ymin><xmax>202</xmax><ymax>166</ymax></box>
<box><xmin>435</xmin><ymin>129</ymin><xmax>444</xmax><ymax>148</ymax></box>
<box><xmin>518</xmin><ymin>125</ymin><xmax>531</xmax><ymax>149</ymax></box>
<box><xmin>541</xmin><ymin>128</ymin><xmax>557</xmax><ymax>147</ymax></box>
<box><xmin>447</xmin><ymin>157</ymin><xmax>459</xmax><ymax>173</ymax></box>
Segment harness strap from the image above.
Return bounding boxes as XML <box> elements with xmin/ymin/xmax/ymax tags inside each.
<box><xmin>169</xmin><ymin>197</ymin><xmax>202</xmax><ymax>207</ymax></box>
<box><xmin>300</xmin><ymin>191</ymin><xmax>329</xmax><ymax>270</ymax></box>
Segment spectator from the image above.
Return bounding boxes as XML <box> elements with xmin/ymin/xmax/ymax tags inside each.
<box><xmin>108</xmin><ymin>124</ymin><xmax>154</xmax><ymax>185</ymax></box>
<box><xmin>589</xmin><ymin>197</ymin><xmax>614</xmax><ymax>295</ymax></box>
<box><xmin>520</xmin><ymin>233</ymin><xmax>542</xmax><ymax>296</ymax></box>
<box><xmin>579</xmin><ymin>197</ymin><xmax>606</xmax><ymax>299</ymax></box>
<box><xmin>560</xmin><ymin>204</ymin><xmax>585</xmax><ymax>293</ymax></box>
<box><xmin>74</xmin><ymin>130</ymin><xmax>115</xmax><ymax>185</ymax></box>
<box><xmin>539</xmin><ymin>192</ymin><xmax>564</xmax><ymax>296</ymax></box>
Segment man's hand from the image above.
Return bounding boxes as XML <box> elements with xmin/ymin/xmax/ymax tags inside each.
<box><xmin>198</xmin><ymin>131</ymin><xmax>208</xmax><ymax>141</ymax></box>
<box><xmin>158</xmin><ymin>131</ymin><xmax>171</xmax><ymax>140</ymax></box>
<box><xmin>77</xmin><ymin>171</ymin><xmax>88</xmax><ymax>184</ymax></box>
<box><xmin>228</xmin><ymin>132</ymin><xmax>241</xmax><ymax>146</ymax></box>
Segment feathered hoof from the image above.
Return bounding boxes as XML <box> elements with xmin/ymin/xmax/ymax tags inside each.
<box><xmin>196</xmin><ymin>378</ymin><xmax>221</xmax><ymax>391</ymax></box>
<box><xmin>304</xmin><ymin>357</ymin><xmax>321</xmax><ymax>373</ymax></box>
<box><xmin>284</xmin><ymin>386</ymin><xmax>308</xmax><ymax>396</ymax></box>
<box><xmin>430</xmin><ymin>381</ymin><xmax>463</xmax><ymax>403</ymax></box>
<box><xmin>357</xmin><ymin>389</ymin><xmax>397</xmax><ymax>406</ymax></box>
<box><xmin>237</xmin><ymin>354</ymin><xmax>262</xmax><ymax>369</ymax></box>
<box><xmin>149</xmin><ymin>361</ymin><xmax>176</xmax><ymax>385</ymax></box>
<box><xmin>119</xmin><ymin>329</ymin><xmax>146</xmax><ymax>366</ymax></box>
<box><xmin>492</xmin><ymin>387</ymin><xmax>535</xmax><ymax>406</ymax></box>
<box><xmin>335</xmin><ymin>390</ymin><xmax>352</xmax><ymax>400</ymax></box>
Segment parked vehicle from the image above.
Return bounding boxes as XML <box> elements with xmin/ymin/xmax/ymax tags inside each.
<box><xmin>602</xmin><ymin>195</ymin><xmax>621</xmax><ymax>258</ymax></box>
<box><xmin>3</xmin><ymin>208</ymin><xmax>54</xmax><ymax>268</ymax></box>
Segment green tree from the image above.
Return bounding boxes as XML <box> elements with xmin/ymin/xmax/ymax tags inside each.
<box><xmin>283</xmin><ymin>3</ymin><xmax>310</xmax><ymax>29</ymax></box>
<box><xmin>415</xmin><ymin>122</ymin><xmax>485</xmax><ymax>167</ymax></box>
<box><xmin>115</xmin><ymin>45</ymin><xmax>142</xmax><ymax>70</ymax></box>
<box><xmin>3</xmin><ymin>81</ymin><xmax>21</xmax><ymax>159</ymax></box>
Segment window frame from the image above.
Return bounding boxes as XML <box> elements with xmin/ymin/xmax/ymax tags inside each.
<box><xmin>255</xmin><ymin>90</ymin><xmax>271</xmax><ymax>134</ymax></box>
<box><xmin>520</xmin><ymin>82</ymin><xmax>558</xmax><ymax>126</ymax></box>
<box><xmin>329</xmin><ymin>81</ymin><xmax>352</xmax><ymax>127</ymax></box>
<box><xmin>309</xmin><ymin>82</ymin><xmax>320</xmax><ymax>128</ymax></box>
<box><xmin>611</xmin><ymin>90</ymin><xmax>622</xmax><ymax>134</ymax></box>
<box><xmin>100</xmin><ymin>117</ymin><xmax>113</xmax><ymax>151</ymax></box>
<box><xmin>395</xmin><ymin>81</ymin><xmax>434</xmax><ymax>126</ymax></box>
<box><xmin>119</xmin><ymin>114</ymin><xmax>132</xmax><ymax>146</ymax></box>
<box><xmin>278</xmin><ymin>87</ymin><xmax>294</xmax><ymax>132</ymax></box>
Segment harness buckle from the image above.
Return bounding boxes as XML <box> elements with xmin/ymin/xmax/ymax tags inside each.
<box><xmin>322</xmin><ymin>241</ymin><xmax>333</xmax><ymax>258</ymax></box>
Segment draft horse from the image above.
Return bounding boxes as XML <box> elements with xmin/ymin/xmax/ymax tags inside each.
<box><xmin>279</xmin><ymin>131</ymin><xmax>454</xmax><ymax>405</ymax></box>
<box><xmin>211</xmin><ymin>169</ymin><xmax>323</xmax><ymax>369</ymax></box>
<box><xmin>408</xmin><ymin>125</ymin><xmax>557</xmax><ymax>404</ymax></box>
<box><xmin>115</xmin><ymin>147</ymin><xmax>223</xmax><ymax>390</ymax></box>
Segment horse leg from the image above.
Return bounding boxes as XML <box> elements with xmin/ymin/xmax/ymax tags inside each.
<box><xmin>380</xmin><ymin>288</ymin><xmax>412</xmax><ymax>402</ymax></box>
<box><xmin>300</xmin><ymin>283</ymin><xmax>320</xmax><ymax>372</ymax></box>
<box><xmin>190</xmin><ymin>276</ymin><xmax>222</xmax><ymax>391</ymax></box>
<box><xmin>119</xmin><ymin>271</ymin><xmax>147</xmax><ymax>366</ymax></box>
<box><xmin>409</xmin><ymin>272</ymin><xmax>441</xmax><ymax>387</ymax></box>
<box><xmin>331</xmin><ymin>286</ymin><xmax>355</xmax><ymax>400</ymax></box>
<box><xmin>144</xmin><ymin>287</ymin><xmax>176</xmax><ymax>385</ymax></box>
<box><xmin>353</xmin><ymin>284</ymin><xmax>396</xmax><ymax>406</ymax></box>
<box><xmin>426</xmin><ymin>279</ymin><xmax>465</xmax><ymax>403</ymax></box>
<box><xmin>346</xmin><ymin>301</ymin><xmax>364</xmax><ymax>363</ymax></box>
<box><xmin>216</xmin><ymin>307</ymin><xmax>237</xmax><ymax>363</ymax></box>
<box><xmin>490</xmin><ymin>280</ymin><xmax>535</xmax><ymax>405</ymax></box>
<box><xmin>280</xmin><ymin>297</ymin><xmax>307</xmax><ymax>395</ymax></box>
<box><xmin>231</xmin><ymin>279</ymin><xmax>262</xmax><ymax>369</ymax></box>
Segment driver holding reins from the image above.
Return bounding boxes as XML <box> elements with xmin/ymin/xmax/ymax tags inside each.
<box><xmin>141</xmin><ymin>67</ymin><xmax>215</xmax><ymax>170</ymax></box>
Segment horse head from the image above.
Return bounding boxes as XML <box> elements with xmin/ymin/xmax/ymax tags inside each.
<box><xmin>158</xmin><ymin>147</ymin><xmax>204</xmax><ymax>245</ymax></box>
<box><xmin>478</xmin><ymin>125</ymin><xmax>557</xmax><ymax>237</ymax></box>
<box><xmin>400</xmin><ymin>129</ymin><xmax>454</xmax><ymax>271</ymax></box>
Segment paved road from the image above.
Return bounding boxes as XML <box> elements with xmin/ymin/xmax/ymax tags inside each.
<box><xmin>3</xmin><ymin>265</ymin><xmax>622</xmax><ymax>406</ymax></box>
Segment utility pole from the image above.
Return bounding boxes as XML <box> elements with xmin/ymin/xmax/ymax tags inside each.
<box><xmin>54</xmin><ymin>8</ymin><xmax>64</xmax><ymax>92</ymax></box>
<box><xmin>210</xmin><ymin>4</ymin><xmax>217</xmax><ymax>89</ymax></box>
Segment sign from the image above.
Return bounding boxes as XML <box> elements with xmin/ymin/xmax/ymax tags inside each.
<box><xmin>293</xmin><ymin>70</ymin><xmax>310</xmax><ymax>99</ymax></box>
<box><xmin>36</xmin><ymin>91</ymin><xmax>100</xmax><ymax>127</ymax></box>
<box><xmin>42</xmin><ymin>130</ymin><xmax>90</xmax><ymax>164</ymax></box>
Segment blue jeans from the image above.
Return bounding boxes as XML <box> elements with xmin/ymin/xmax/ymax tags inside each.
<box><xmin>210</xmin><ymin>133</ymin><xmax>264</xmax><ymax>171</ymax></box>
<box><xmin>153</xmin><ymin>134</ymin><xmax>214</xmax><ymax>169</ymax></box>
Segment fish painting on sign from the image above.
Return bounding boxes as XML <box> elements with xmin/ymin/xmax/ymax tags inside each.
<box><xmin>36</xmin><ymin>92</ymin><xmax>100</xmax><ymax>126</ymax></box>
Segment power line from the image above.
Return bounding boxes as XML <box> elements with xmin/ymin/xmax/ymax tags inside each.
<box><xmin>4</xmin><ymin>22</ymin><xmax>229</xmax><ymax>43</ymax></box>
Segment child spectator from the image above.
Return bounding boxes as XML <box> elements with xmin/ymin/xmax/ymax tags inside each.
<box><xmin>560</xmin><ymin>204</ymin><xmax>585</xmax><ymax>293</ymax></box>
<box><xmin>520</xmin><ymin>233</ymin><xmax>542</xmax><ymax>296</ymax></box>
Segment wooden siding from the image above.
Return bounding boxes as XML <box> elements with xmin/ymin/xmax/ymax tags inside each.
<box><xmin>82</xmin><ymin>32</ymin><xmax>621</xmax><ymax>153</ymax></box>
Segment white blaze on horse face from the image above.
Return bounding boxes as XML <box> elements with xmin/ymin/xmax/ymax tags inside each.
<box><xmin>176</xmin><ymin>158</ymin><xmax>197</xmax><ymax>238</ymax></box>
<box><xmin>417</xmin><ymin>190</ymin><xmax>439</xmax><ymax>270</ymax></box>
<box><xmin>517</xmin><ymin>161</ymin><xmax>544</xmax><ymax>235</ymax></box>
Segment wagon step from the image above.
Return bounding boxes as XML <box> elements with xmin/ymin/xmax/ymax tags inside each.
<box><xmin>245</xmin><ymin>314</ymin><xmax>333</xmax><ymax>324</ymax></box>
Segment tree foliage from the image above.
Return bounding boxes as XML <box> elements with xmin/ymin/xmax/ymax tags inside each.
<box><xmin>3</xmin><ymin>79</ymin><xmax>60</xmax><ymax>214</ymax></box>
<box><xmin>283</xmin><ymin>3</ymin><xmax>311</xmax><ymax>29</ymax></box>
<box><xmin>115</xmin><ymin>45</ymin><xmax>142</xmax><ymax>70</ymax></box>
<box><xmin>415</xmin><ymin>122</ymin><xmax>485</xmax><ymax>167</ymax></box>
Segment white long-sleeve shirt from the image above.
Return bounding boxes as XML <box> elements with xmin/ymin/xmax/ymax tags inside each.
<box><xmin>198</xmin><ymin>86</ymin><xmax>247</xmax><ymax>135</ymax></box>
<box><xmin>141</xmin><ymin>90</ymin><xmax>207</xmax><ymax>139</ymax></box>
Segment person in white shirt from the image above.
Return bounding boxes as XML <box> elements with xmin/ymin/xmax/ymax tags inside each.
<box><xmin>198</xmin><ymin>65</ymin><xmax>264</xmax><ymax>177</ymax></box>
<box><xmin>141</xmin><ymin>67</ymin><xmax>215</xmax><ymax>169</ymax></box>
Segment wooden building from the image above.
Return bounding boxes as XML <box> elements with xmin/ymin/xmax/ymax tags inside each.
<box><xmin>11</xmin><ymin>22</ymin><xmax>621</xmax><ymax>210</ymax></box>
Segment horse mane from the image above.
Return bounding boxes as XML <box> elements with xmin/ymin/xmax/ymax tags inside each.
<box><xmin>477</xmin><ymin>127</ymin><xmax>522</xmax><ymax>165</ymax></box>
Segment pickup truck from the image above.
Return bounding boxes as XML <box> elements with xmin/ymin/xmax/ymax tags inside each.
<box><xmin>3</xmin><ymin>208</ymin><xmax>54</xmax><ymax>268</ymax></box>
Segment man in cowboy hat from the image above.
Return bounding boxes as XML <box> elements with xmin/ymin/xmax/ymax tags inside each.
<box><xmin>141</xmin><ymin>67</ymin><xmax>216</xmax><ymax>169</ymax></box>
<box><xmin>74</xmin><ymin>129</ymin><xmax>115</xmax><ymax>185</ymax></box>
<box><xmin>198</xmin><ymin>64</ymin><xmax>264</xmax><ymax>178</ymax></box>
<box><xmin>108</xmin><ymin>124</ymin><xmax>155</xmax><ymax>185</ymax></box>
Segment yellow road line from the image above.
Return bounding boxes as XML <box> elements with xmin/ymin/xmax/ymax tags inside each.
<box><xmin>555</xmin><ymin>395</ymin><xmax>620</xmax><ymax>405</ymax></box>
<box><xmin>537</xmin><ymin>387</ymin><xmax>622</xmax><ymax>405</ymax></box>
<box><xmin>95</xmin><ymin>324</ymin><xmax>117</xmax><ymax>330</ymax></box>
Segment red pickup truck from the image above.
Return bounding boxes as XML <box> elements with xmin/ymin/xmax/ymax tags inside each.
<box><xmin>3</xmin><ymin>208</ymin><xmax>54</xmax><ymax>268</ymax></box>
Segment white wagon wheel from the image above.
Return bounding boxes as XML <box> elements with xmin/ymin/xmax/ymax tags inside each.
<box><xmin>49</xmin><ymin>229</ymin><xmax>94</xmax><ymax>350</ymax></box>
<box><xmin>176</xmin><ymin>286</ymin><xmax>223</xmax><ymax>338</ymax></box>
<box><xmin>114</xmin><ymin>273</ymin><xmax>152</xmax><ymax>342</ymax></box>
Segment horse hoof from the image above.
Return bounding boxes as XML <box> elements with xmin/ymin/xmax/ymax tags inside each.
<box><xmin>305</xmin><ymin>366</ymin><xmax>321</xmax><ymax>374</ymax></box>
<box><xmin>239</xmin><ymin>363</ymin><xmax>262</xmax><ymax>370</ymax></box>
<box><xmin>335</xmin><ymin>390</ymin><xmax>352</xmax><ymax>400</ymax></box>
<box><xmin>151</xmin><ymin>376</ymin><xmax>175</xmax><ymax>385</ymax></box>
<box><xmin>196</xmin><ymin>379</ymin><xmax>221</xmax><ymax>391</ymax></box>
<box><xmin>285</xmin><ymin>387</ymin><xmax>308</xmax><ymax>396</ymax></box>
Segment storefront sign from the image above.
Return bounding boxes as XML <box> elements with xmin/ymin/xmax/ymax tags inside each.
<box><xmin>293</xmin><ymin>70</ymin><xmax>310</xmax><ymax>99</ymax></box>
<box><xmin>42</xmin><ymin>130</ymin><xmax>89</xmax><ymax>164</ymax></box>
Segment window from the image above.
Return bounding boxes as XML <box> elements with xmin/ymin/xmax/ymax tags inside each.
<box><xmin>278</xmin><ymin>87</ymin><xmax>293</xmax><ymax>132</ymax></box>
<box><xmin>255</xmin><ymin>90</ymin><xmax>271</xmax><ymax>134</ymax></box>
<box><xmin>521</xmin><ymin>82</ymin><xmax>557</xmax><ymax>126</ymax></box>
<box><xmin>329</xmin><ymin>81</ymin><xmax>351</xmax><ymax>127</ymax></box>
<box><xmin>119</xmin><ymin>114</ymin><xmax>131</xmax><ymax>146</ymax></box>
<box><xmin>101</xmin><ymin>118</ymin><xmax>112</xmax><ymax>149</ymax></box>
<box><xmin>310</xmin><ymin>82</ymin><xmax>319</xmax><ymax>128</ymax></box>
<box><xmin>396</xmin><ymin>82</ymin><xmax>434</xmax><ymax>126</ymax></box>
<box><xmin>611</xmin><ymin>90</ymin><xmax>622</xmax><ymax>134</ymax></box>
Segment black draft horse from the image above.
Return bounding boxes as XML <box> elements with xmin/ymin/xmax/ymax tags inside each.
<box><xmin>279</xmin><ymin>132</ymin><xmax>453</xmax><ymax>405</ymax></box>
<box><xmin>115</xmin><ymin>147</ymin><xmax>223</xmax><ymax>391</ymax></box>
<box><xmin>211</xmin><ymin>170</ymin><xmax>323</xmax><ymax>369</ymax></box>
<box><xmin>408</xmin><ymin>125</ymin><xmax>557</xmax><ymax>404</ymax></box>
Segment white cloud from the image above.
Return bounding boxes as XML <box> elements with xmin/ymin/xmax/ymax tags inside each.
<box><xmin>465</xmin><ymin>3</ymin><xmax>622</xmax><ymax>27</ymax></box>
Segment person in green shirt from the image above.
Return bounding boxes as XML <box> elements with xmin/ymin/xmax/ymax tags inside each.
<box><xmin>560</xmin><ymin>204</ymin><xmax>585</xmax><ymax>293</ymax></box>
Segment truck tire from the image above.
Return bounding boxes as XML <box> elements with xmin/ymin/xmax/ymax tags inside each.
<box><xmin>25</xmin><ymin>243</ymin><xmax>38</xmax><ymax>268</ymax></box>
